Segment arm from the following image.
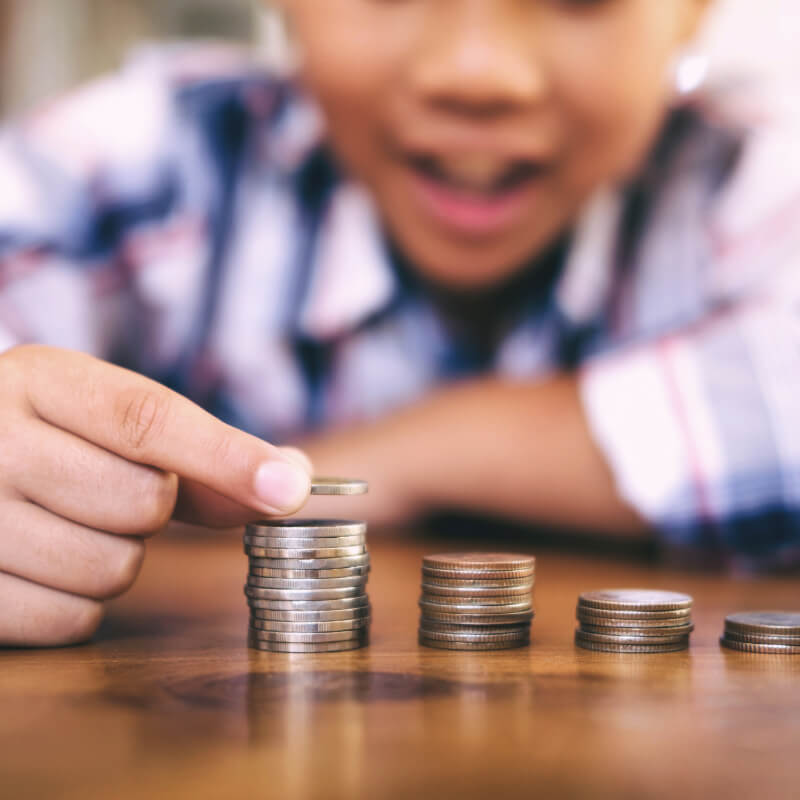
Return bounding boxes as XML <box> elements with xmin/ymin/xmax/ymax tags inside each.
<box><xmin>301</xmin><ymin>374</ymin><xmax>648</xmax><ymax>537</ymax></box>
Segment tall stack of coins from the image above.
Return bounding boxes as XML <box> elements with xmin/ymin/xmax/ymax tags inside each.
<box><xmin>245</xmin><ymin>478</ymin><xmax>371</xmax><ymax>653</ymax></box>
<box><xmin>720</xmin><ymin>612</ymin><xmax>800</xmax><ymax>655</ymax></box>
<box><xmin>418</xmin><ymin>553</ymin><xmax>535</xmax><ymax>650</ymax></box>
<box><xmin>575</xmin><ymin>590</ymin><xmax>694</xmax><ymax>653</ymax></box>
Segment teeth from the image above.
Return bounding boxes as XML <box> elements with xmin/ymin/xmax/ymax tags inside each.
<box><xmin>435</xmin><ymin>155</ymin><xmax>512</xmax><ymax>190</ymax></box>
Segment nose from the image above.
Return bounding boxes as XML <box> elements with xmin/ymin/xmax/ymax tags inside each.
<box><xmin>410</xmin><ymin>1</ymin><xmax>548</xmax><ymax>118</ymax></box>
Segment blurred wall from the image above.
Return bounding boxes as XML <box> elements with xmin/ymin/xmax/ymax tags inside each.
<box><xmin>0</xmin><ymin>0</ymin><xmax>265</xmax><ymax>115</ymax></box>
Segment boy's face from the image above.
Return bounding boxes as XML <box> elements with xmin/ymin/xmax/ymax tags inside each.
<box><xmin>280</xmin><ymin>0</ymin><xmax>710</xmax><ymax>289</ymax></box>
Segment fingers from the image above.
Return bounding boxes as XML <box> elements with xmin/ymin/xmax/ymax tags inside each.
<box><xmin>19</xmin><ymin>346</ymin><xmax>311</xmax><ymax>516</ymax></box>
<box><xmin>0</xmin><ymin>570</ymin><xmax>104</xmax><ymax>648</ymax></box>
<box><xmin>0</xmin><ymin>498</ymin><xmax>145</xmax><ymax>599</ymax></box>
<box><xmin>1</xmin><ymin>417</ymin><xmax>178</xmax><ymax>536</ymax></box>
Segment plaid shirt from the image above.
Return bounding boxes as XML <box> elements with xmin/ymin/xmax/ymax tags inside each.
<box><xmin>1</xmin><ymin>44</ymin><xmax>799</xmax><ymax>569</ymax></box>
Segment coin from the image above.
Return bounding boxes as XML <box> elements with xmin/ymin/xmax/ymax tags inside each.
<box><xmin>246</xmin><ymin>594</ymin><xmax>369</xmax><ymax>611</ymax></box>
<box><xmin>243</xmin><ymin>552</ymin><xmax>371</xmax><ymax>569</ymax></box>
<box><xmin>249</xmin><ymin>628</ymin><xmax>368</xmax><ymax>643</ymax></box>
<box><xmin>719</xmin><ymin>637</ymin><xmax>800</xmax><ymax>655</ymax></box>
<box><xmin>418</xmin><ymin>628</ymin><xmax>532</xmax><ymax>643</ymax></box>
<box><xmin>421</xmin><ymin>583</ymin><xmax>532</xmax><ymax>598</ymax></box>
<box><xmin>578</xmin><ymin>590</ymin><xmax>693</xmax><ymax>612</ymax></box>
<box><xmin>248</xmin><ymin>564</ymin><xmax>370</xmax><ymax>579</ymax></box>
<box><xmin>419</xmin><ymin>609</ymin><xmax>534</xmax><ymax>625</ymax></box>
<box><xmin>422</xmin><ymin>566</ymin><xmax>535</xmax><ymax>580</ymax></box>
<box><xmin>246</xmin><ymin>575</ymin><xmax>368</xmax><ymax>590</ymax></box>
<box><xmin>578</xmin><ymin>620</ymin><xmax>695</xmax><ymax>635</ymax></box>
<box><xmin>576</xmin><ymin>607</ymin><xmax>692</xmax><ymax>621</ymax></box>
<box><xmin>250</xmin><ymin>617</ymin><xmax>370</xmax><ymax>633</ymax></box>
<box><xmin>577</xmin><ymin>610</ymin><xmax>692</xmax><ymax>627</ymax></box>
<box><xmin>419</xmin><ymin>598</ymin><xmax>533</xmax><ymax>614</ymax></box>
<box><xmin>724</xmin><ymin>611</ymin><xmax>800</xmax><ymax>637</ymax></box>
<box><xmin>575</xmin><ymin>628</ymin><xmax>692</xmax><ymax>645</ymax></box>
<box><xmin>242</xmin><ymin>542</ymin><xmax>366</xmax><ymax>559</ymax></box>
<box><xmin>574</xmin><ymin>634</ymin><xmax>689</xmax><ymax>654</ymax></box>
<box><xmin>246</xmin><ymin>520</ymin><xmax>367</xmax><ymax>538</ymax></box>
<box><xmin>244</xmin><ymin>535</ymin><xmax>366</xmax><ymax>549</ymax></box>
<box><xmin>248</xmin><ymin>635</ymin><xmax>368</xmax><ymax>653</ymax></box>
<box><xmin>419</xmin><ymin>635</ymin><xmax>530</xmax><ymax>651</ymax></box>
<box><xmin>422</xmin><ymin>576</ymin><xmax>535</xmax><ymax>588</ymax></box>
<box><xmin>423</xmin><ymin>553</ymin><xmax>535</xmax><ymax>571</ymax></box>
<box><xmin>245</xmin><ymin>585</ymin><xmax>365</xmax><ymax>601</ymax></box>
<box><xmin>420</xmin><ymin>620</ymin><xmax>531</xmax><ymax>636</ymax></box>
<box><xmin>250</xmin><ymin>606</ymin><xmax>371</xmax><ymax>622</ymax></box>
<box><xmin>720</xmin><ymin>629</ymin><xmax>800</xmax><ymax>646</ymax></box>
<box><xmin>310</xmin><ymin>477</ymin><xmax>369</xmax><ymax>496</ymax></box>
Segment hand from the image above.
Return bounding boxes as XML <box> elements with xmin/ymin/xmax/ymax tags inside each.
<box><xmin>0</xmin><ymin>345</ymin><xmax>312</xmax><ymax>647</ymax></box>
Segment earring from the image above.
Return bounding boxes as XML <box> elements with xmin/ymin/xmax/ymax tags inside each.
<box><xmin>671</xmin><ymin>49</ymin><xmax>710</xmax><ymax>98</ymax></box>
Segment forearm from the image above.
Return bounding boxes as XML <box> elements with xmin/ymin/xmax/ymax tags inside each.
<box><xmin>301</xmin><ymin>375</ymin><xmax>649</xmax><ymax>538</ymax></box>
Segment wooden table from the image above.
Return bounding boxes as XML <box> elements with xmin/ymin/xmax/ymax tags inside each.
<box><xmin>2</xmin><ymin>528</ymin><xmax>799</xmax><ymax>799</ymax></box>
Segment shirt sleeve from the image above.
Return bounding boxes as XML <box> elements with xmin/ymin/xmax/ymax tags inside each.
<box><xmin>0</xmin><ymin>57</ymin><xmax>179</xmax><ymax>357</ymax></box>
<box><xmin>580</xmin><ymin>293</ymin><xmax>800</xmax><ymax>568</ymax></box>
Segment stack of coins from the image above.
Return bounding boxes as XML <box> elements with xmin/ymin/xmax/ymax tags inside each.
<box><xmin>575</xmin><ymin>590</ymin><xmax>694</xmax><ymax>653</ymax></box>
<box><xmin>418</xmin><ymin>553</ymin><xmax>535</xmax><ymax>650</ymax></box>
<box><xmin>720</xmin><ymin>612</ymin><xmax>800</xmax><ymax>655</ymax></box>
<box><xmin>245</xmin><ymin>478</ymin><xmax>371</xmax><ymax>653</ymax></box>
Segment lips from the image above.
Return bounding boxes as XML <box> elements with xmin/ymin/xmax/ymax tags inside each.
<box><xmin>402</xmin><ymin>150</ymin><xmax>549</xmax><ymax>237</ymax></box>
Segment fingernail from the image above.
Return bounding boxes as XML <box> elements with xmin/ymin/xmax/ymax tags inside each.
<box><xmin>278</xmin><ymin>446</ymin><xmax>314</xmax><ymax>474</ymax></box>
<box><xmin>254</xmin><ymin>460</ymin><xmax>310</xmax><ymax>514</ymax></box>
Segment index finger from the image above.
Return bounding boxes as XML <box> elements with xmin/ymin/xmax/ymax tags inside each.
<box><xmin>24</xmin><ymin>347</ymin><xmax>311</xmax><ymax>516</ymax></box>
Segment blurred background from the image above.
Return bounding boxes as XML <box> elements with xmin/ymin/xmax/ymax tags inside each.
<box><xmin>0</xmin><ymin>0</ymin><xmax>798</xmax><ymax>117</ymax></box>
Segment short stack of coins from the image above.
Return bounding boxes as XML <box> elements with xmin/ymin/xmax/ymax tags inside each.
<box><xmin>575</xmin><ymin>589</ymin><xmax>694</xmax><ymax>653</ymax></box>
<box><xmin>418</xmin><ymin>553</ymin><xmax>535</xmax><ymax>650</ymax></box>
<box><xmin>245</xmin><ymin>478</ymin><xmax>371</xmax><ymax>653</ymax></box>
<box><xmin>720</xmin><ymin>612</ymin><xmax>800</xmax><ymax>655</ymax></box>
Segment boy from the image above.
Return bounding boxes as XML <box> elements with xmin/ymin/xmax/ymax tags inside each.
<box><xmin>0</xmin><ymin>0</ymin><xmax>798</xmax><ymax>647</ymax></box>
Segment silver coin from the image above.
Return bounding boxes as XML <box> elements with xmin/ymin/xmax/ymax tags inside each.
<box><xmin>246</xmin><ymin>519</ymin><xmax>367</xmax><ymax>538</ymax></box>
<box><xmin>418</xmin><ymin>628</ymin><xmax>532</xmax><ymax>643</ymax></box>
<box><xmin>419</xmin><ymin>609</ymin><xmax>535</xmax><ymax>626</ymax></box>
<box><xmin>419</xmin><ymin>619</ymin><xmax>531</xmax><ymax>636</ymax></box>
<box><xmin>246</xmin><ymin>594</ymin><xmax>369</xmax><ymax>611</ymax></box>
<box><xmin>419</xmin><ymin>598</ymin><xmax>533</xmax><ymax>614</ymax></box>
<box><xmin>577</xmin><ymin>612</ymin><xmax>692</xmax><ymax>628</ymax></box>
<box><xmin>249</xmin><ymin>627</ymin><xmax>368</xmax><ymax>643</ymax></box>
<box><xmin>577</xmin><ymin>607</ymin><xmax>692</xmax><ymax>622</ymax></box>
<box><xmin>420</xmin><ymin>589</ymin><xmax>532</xmax><ymax>603</ymax></box>
<box><xmin>575</xmin><ymin>629</ymin><xmax>690</xmax><ymax>649</ymax></box>
<box><xmin>310</xmin><ymin>477</ymin><xmax>369</xmax><ymax>496</ymax></box>
<box><xmin>719</xmin><ymin>636</ymin><xmax>800</xmax><ymax>655</ymax></box>
<box><xmin>724</xmin><ymin>611</ymin><xmax>800</xmax><ymax>637</ymax></box>
<box><xmin>576</xmin><ymin>627</ymin><xmax>693</xmax><ymax>644</ymax></box>
<box><xmin>245</xmin><ymin>585</ymin><xmax>365</xmax><ymax>601</ymax></box>
<box><xmin>250</xmin><ymin>617</ymin><xmax>370</xmax><ymax>633</ymax></box>
<box><xmin>423</xmin><ymin>553</ymin><xmax>535</xmax><ymax>571</ymax></box>
<box><xmin>418</xmin><ymin>635</ymin><xmax>529</xmax><ymax>651</ymax></box>
<box><xmin>720</xmin><ymin>629</ymin><xmax>800</xmax><ymax>646</ymax></box>
<box><xmin>248</xmin><ymin>565</ymin><xmax>370</xmax><ymax>579</ymax></box>
<box><xmin>578</xmin><ymin>590</ymin><xmax>693</xmax><ymax>612</ymax></box>
<box><xmin>248</xmin><ymin>639</ymin><xmax>369</xmax><ymax>653</ymax></box>
<box><xmin>250</xmin><ymin>605</ymin><xmax>371</xmax><ymax>622</ymax></box>
<box><xmin>422</xmin><ymin>583</ymin><xmax>533</xmax><ymax>602</ymax></box>
<box><xmin>575</xmin><ymin>636</ymin><xmax>689</xmax><ymax>654</ymax></box>
<box><xmin>579</xmin><ymin>622</ymin><xmax>694</xmax><ymax>637</ymax></box>
<box><xmin>243</xmin><ymin>552</ymin><xmax>371</xmax><ymax>569</ymax></box>
<box><xmin>246</xmin><ymin>575</ymin><xmax>368</xmax><ymax>590</ymax></box>
<box><xmin>244</xmin><ymin>535</ymin><xmax>366</xmax><ymax>549</ymax></box>
<box><xmin>242</xmin><ymin>544</ymin><xmax>367</xmax><ymax>559</ymax></box>
<box><xmin>422</xmin><ymin>576</ymin><xmax>535</xmax><ymax>588</ymax></box>
<box><xmin>422</xmin><ymin>566</ymin><xmax>535</xmax><ymax>580</ymax></box>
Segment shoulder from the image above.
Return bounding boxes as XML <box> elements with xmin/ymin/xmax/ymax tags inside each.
<box><xmin>10</xmin><ymin>43</ymin><xmax>298</xmax><ymax>182</ymax></box>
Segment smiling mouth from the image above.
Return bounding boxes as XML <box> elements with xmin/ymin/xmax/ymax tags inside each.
<box><xmin>406</xmin><ymin>153</ymin><xmax>547</xmax><ymax>198</ymax></box>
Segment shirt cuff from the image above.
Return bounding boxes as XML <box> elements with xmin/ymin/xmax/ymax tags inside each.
<box><xmin>579</xmin><ymin>337</ymin><xmax>716</xmax><ymax>541</ymax></box>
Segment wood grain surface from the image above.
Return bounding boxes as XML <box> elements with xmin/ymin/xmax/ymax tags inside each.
<box><xmin>1</xmin><ymin>527</ymin><xmax>799</xmax><ymax>800</ymax></box>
